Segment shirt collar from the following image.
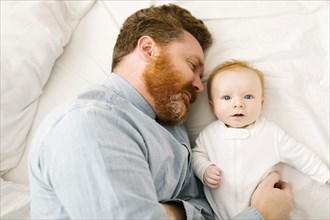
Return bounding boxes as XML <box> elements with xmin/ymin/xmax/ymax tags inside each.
<box><xmin>106</xmin><ymin>73</ymin><xmax>156</xmax><ymax>120</ymax></box>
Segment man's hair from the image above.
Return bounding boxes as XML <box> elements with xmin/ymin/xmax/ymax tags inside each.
<box><xmin>111</xmin><ymin>4</ymin><xmax>213</xmax><ymax>71</ymax></box>
<box><xmin>207</xmin><ymin>60</ymin><xmax>265</xmax><ymax>101</ymax></box>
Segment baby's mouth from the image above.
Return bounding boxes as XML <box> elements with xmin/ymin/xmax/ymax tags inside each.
<box><xmin>232</xmin><ymin>114</ymin><xmax>244</xmax><ymax>117</ymax></box>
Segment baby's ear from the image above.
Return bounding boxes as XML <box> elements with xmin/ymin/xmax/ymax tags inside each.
<box><xmin>208</xmin><ymin>101</ymin><xmax>215</xmax><ymax>113</ymax></box>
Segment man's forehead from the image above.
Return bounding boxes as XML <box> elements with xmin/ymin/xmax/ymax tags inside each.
<box><xmin>170</xmin><ymin>31</ymin><xmax>204</xmax><ymax>56</ymax></box>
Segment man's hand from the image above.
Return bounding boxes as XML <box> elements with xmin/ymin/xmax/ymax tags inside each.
<box><xmin>251</xmin><ymin>172</ymin><xmax>293</xmax><ymax>220</ymax></box>
<box><xmin>203</xmin><ymin>165</ymin><xmax>222</xmax><ymax>188</ymax></box>
<box><xmin>162</xmin><ymin>202</ymin><xmax>186</xmax><ymax>220</ymax></box>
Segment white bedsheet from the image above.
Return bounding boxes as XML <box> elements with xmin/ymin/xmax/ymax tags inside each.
<box><xmin>1</xmin><ymin>1</ymin><xmax>329</xmax><ymax>219</ymax></box>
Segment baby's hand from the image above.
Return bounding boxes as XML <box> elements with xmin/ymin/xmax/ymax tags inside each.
<box><xmin>203</xmin><ymin>165</ymin><xmax>222</xmax><ymax>189</ymax></box>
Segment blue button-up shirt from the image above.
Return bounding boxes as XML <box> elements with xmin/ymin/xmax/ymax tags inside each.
<box><xmin>28</xmin><ymin>73</ymin><xmax>214</xmax><ymax>219</ymax></box>
<box><xmin>29</xmin><ymin>73</ymin><xmax>262</xmax><ymax>219</ymax></box>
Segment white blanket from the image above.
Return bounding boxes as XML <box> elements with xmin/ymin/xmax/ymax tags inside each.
<box><xmin>1</xmin><ymin>1</ymin><xmax>329</xmax><ymax>219</ymax></box>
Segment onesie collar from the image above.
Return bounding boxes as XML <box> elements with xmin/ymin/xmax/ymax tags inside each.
<box><xmin>223</xmin><ymin>117</ymin><xmax>264</xmax><ymax>140</ymax></box>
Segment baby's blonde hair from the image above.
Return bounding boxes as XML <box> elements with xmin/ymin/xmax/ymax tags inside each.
<box><xmin>207</xmin><ymin>60</ymin><xmax>265</xmax><ymax>101</ymax></box>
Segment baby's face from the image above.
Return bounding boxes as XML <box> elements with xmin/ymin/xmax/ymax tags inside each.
<box><xmin>209</xmin><ymin>67</ymin><xmax>264</xmax><ymax>128</ymax></box>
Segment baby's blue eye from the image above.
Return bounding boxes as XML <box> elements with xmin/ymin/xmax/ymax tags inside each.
<box><xmin>223</xmin><ymin>96</ymin><xmax>231</xmax><ymax>100</ymax></box>
<box><xmin>244</xmin><ymin>95</ymin><xmax>253</xmax><ymax>99</ymax></box>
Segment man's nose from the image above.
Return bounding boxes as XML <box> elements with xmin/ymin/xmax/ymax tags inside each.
<box><xmin>192</xmin><ymin>76</ymin><xmax>204</xmax><ymax>93</ymax></box>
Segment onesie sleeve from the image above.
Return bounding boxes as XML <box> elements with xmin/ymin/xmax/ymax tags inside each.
<box><xmin>192</xmin><ymin>132</ymin><xmax>215</xmax><ymax>184</ymax></box>
<box><xmin>275</xmin><ymin>124</ymin><xmax>329</xmax><ymax>184</ymax></box>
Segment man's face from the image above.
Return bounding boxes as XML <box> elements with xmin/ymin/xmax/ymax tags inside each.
<box><xmin>143</xmin><ymin>52</ymin><xmax>194</xmax><ymax>125</ymax></box>
<box><xmin>142</xmin><ymin>31</ymin><xmax>205</xmax><ymax>125</ymax></box>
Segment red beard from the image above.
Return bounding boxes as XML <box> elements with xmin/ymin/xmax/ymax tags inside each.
<box><xmin>142</xmin><ymin>52</ymin><xmax>197</xmax><ymax>125</ymax></box>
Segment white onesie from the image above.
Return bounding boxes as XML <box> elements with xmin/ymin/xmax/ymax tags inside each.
<box><xmin>192</xmin><ymin>117</ymin><xmax>329</xmax><ymax>220</ymax></box>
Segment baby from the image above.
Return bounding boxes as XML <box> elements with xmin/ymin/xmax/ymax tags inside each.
<box><xmin>192</xmin><ymin>60</ymin><xmax>330</xmax><ymax>220</ymax></box>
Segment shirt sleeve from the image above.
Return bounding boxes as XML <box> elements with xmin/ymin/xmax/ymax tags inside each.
<box><xmin>233</xmin><ymin>207</ymin><xmax>264</xmax><ymax>220</ymax></box>
<box><xmin>41</xmin><ymin>106</ymin><xmax>169</xmax><ymax>219</ymax></box>
<box><xmin>163</xmin><ymin>197</ymin><xmax>214</xmax><ymax>220</ymax></box>
<box><xmin>182</xmin><ymin>178</ymin><xmax>214</xmax><ymax>220</ymax></box>
<box><xmin>37</xmin><ymin>102</ymin><xmax>215</xmax><ymax>219</ymax></box>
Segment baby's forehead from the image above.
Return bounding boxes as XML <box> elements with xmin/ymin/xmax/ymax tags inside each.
<box><xmin>214</xmin><ymin>68</ymin><xmax>263</xmax><ymax>90</ymax></box>
<box><xmin>215</xmin><ymin>67</ymin><xmax>259</xmax><ymax>80</ymax></box>
<box><xmin>219</xmin><ymin>66</ymin><xmax>255</xmax><ymax>74</ymax></box>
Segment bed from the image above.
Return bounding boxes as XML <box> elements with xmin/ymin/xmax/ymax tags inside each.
<box><xmin>1</xmin><ymin>1</ymin><xmax>329</xmax><ymax>219</ymax></box>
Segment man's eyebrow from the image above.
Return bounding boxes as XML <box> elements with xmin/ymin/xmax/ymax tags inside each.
<box><xmin>190</xmin><ymin>55</ymin><xmax>204</xmax><ymax>67</ymax></box>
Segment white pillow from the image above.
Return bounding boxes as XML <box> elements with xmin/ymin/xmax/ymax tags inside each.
<box><xmin>0</xmin><ymin>0</ymin><xmax>95</xmax><ymax>176</ymax></box>
<box><xmin>0</xmin><ymin>178</ymin><xmax>30</xmax><ymax>219</ymax></box>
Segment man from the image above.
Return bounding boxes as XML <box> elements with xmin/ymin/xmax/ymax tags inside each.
<box><xmin>29</xmin><ymin>4</ymin><xmax>293</xmax><ymax>219</ymax></box>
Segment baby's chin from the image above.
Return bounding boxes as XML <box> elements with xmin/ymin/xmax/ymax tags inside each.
<box><xmin>225</xmin><ymin>121</ymin><xmax>255</xmax><ymax>128</ymax></box>
<box><xmin>226</xmin><ymin>124</ymin><xmax>247</xmax><ymax>128</ymax></box>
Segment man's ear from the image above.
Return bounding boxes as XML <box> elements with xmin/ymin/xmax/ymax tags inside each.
<box><xmin>137</xmin><ymin>36</ymin><xmax>155</xmax><ymax>61</ymax></box>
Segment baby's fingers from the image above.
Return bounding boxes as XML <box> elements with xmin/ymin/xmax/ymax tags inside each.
<box><xmin>210</xmin><ymin>166</ymin><xmax>222</xmax><ymax>176</ymax></box>
<box><xmin>206</xmin><ymin>180</ymin><xmax>220</xmax><ymax>188</ymax></box>
<box><xmin>208</xmin><ymin>172</ymin><xmax>221</xmax><ymax>181</ymax></box>
<box><xmin>205</xmin><ymin>176</ymin><xmax>221</xmax><ymax>188</ymax></box>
